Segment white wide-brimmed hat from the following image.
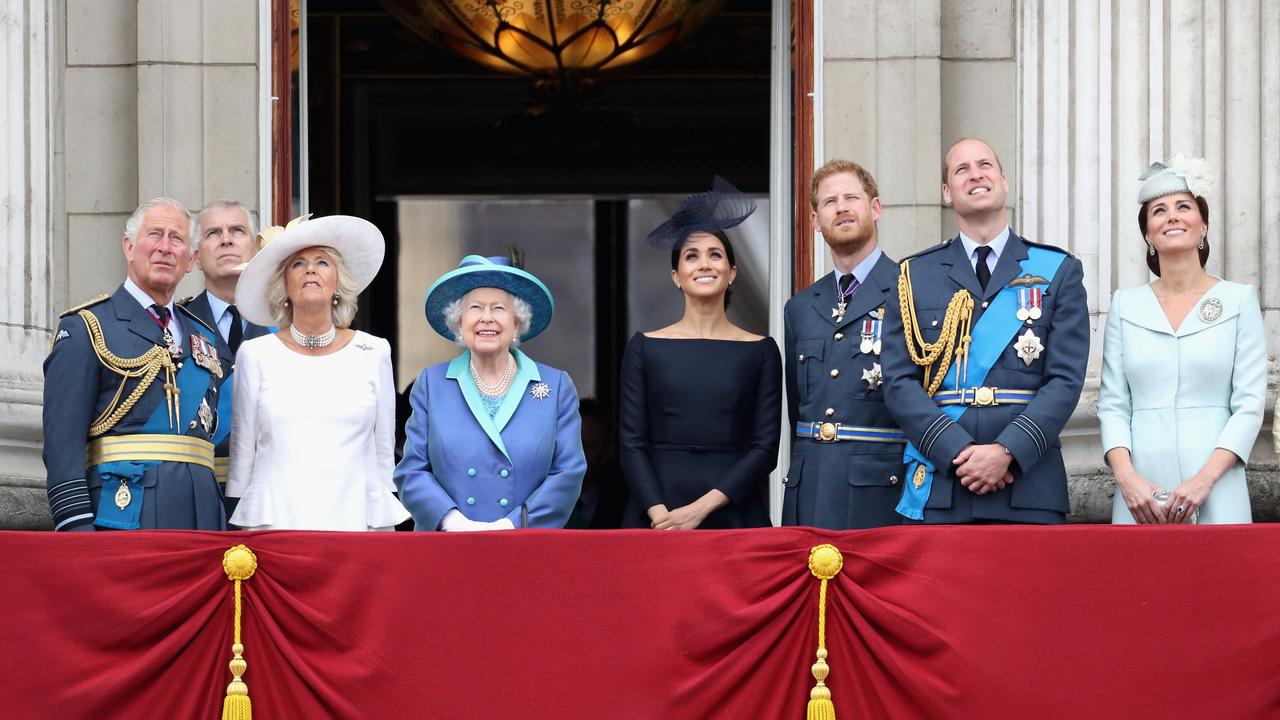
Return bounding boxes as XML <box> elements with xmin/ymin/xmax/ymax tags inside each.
<box><xmin>236</xmin><ymin>214</ymin><xmax>385</xmax><ymax>326</ymax></box>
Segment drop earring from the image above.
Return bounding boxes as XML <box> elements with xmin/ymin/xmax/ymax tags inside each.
<box><xmin>332</xmin><ymin>292</ymin><xmax>340</xmax><ymax>307</ymax></box>
<box><xmin>1198</xmin><ymin>234</ymin><xmax>1206</xmax><ymax>251</ymax></box>
<box><xmin>1147</xmin><ymin>243</ymin><xmax>1155</xmax><ymax>257</ymax></box>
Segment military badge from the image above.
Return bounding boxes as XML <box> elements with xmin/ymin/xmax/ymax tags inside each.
<box><xmin>197</xmin><ymin>397</ymin><xmax>214</xmax><ymax>435</ymax></box>
<box><xmin>190</xmin><ymin>335</ymin><xmax>223</xmax><ymax>378</ymax></box>
<box><xmin>860</xmin><ymin>317</ymin><xmax>883</xmax><ymax>355</ymax></box>
<box><xmin>862</xmin><ymin>362</ymin><xmax>883</xmax><ymax>390</ymax></box>
<box><xmin>530</xmin><ymin>382</ymin><xmax>551</xmax><ymax>401</ymax></box>
<box><xmin>1014</xmin><ymin>328</ymin><xmax>1045</xmax><ymax>365</ymax></box>
<box><xmin>56</xmin><ymin>329</ymin><xmax>70</xmax><ymax>343</ymax></box>
<box><xmin>1008</xmin><ymin>274</ymin><xmax>1049</xmax><ymax>288</ymax></box>
<box><xmin>1015</xmin><ymin>287</ymin><xmax>1043</xmax><ymax>322</ymax></box>
<box><xmin>1198</xmin><ymin>296</ymin><xmax>1223</xmax><ymax>323</ymax></box>
<box><xmin>114</xmin><ymin>479</ymin><xmax>132</xmax><ymax>510</ymax></box>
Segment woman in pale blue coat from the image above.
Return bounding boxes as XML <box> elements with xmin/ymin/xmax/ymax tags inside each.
<box><xmin>394</xmin><ymin>255</ymin><xmax>586</xmax><ymax>531</ymax></box>
<box><xmin>1099</xmin><ymin>157</ymin><xmax>1267</xmax><ymax>524</ymax></box>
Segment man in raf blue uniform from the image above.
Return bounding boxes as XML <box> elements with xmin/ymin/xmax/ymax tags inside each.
<box><xmin>43</xmin><ymin>197</ymin><xmax>231</xmax><ymax>531</ymax></box>
<box><xmin>180</xmin><ymin>200</ymin><xmax>270</xmax><ymax>488</ymax></box>
<box><xmin>881</xmin><ymin>138</ymin><xmax>1088</xmax><ymax>524</ymax></box>
<box><xmin>783</xmin><ymin>160</ymin><xmax>908</xmax><ymax>528</ymax></box>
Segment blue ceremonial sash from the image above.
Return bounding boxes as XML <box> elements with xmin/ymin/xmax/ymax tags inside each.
<box><xmin>896</xmin><ymin>247</ymin><xmax>1067</xmax><ymax>520</ymax></box>
<box><xmin>94</xmin><ymin>331</ymin><xmax>218</xmax><ymax>529</ymax></box>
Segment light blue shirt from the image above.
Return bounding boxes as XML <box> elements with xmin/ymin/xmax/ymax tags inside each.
<box><xmin>959</xmin><ymin>225</ymin><xmax>1011</xmax><ymax>275</ymax></box>
<box><xmin>831</xmin><ymin>247</ymin><xmax>883</xmax><ymax>289</ymax></box>
<box><xmin>123</xmin><ymin>277</ymin><xmax>183</xmax><ymax>347</ymax></box>
<box><xmin>203</xmin><ymin>290</ymin><xmax>243</xmax><ymax>345</ymax></box>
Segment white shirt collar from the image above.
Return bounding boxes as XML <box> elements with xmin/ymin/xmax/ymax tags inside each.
<box><xmin>123</xmin><ymin>277</ymin><xmax>174</xmax><ymax>316</ymax></box>
<box><xmin>959</xmin><ymin>226</ymin><xmax>1011</xmax><ymax>269</ymax></box>
<box><xmin>205</xmin><ymin>290</ymin><xmax>233</xmax><ymax>324</ymax></box>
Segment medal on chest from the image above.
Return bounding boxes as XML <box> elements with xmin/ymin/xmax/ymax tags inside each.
<box><xmin>860</xmin><ymin>315</ymin><xmax>883</xmax><ymax>355</ymax></box>
<box><xmin>1014</xmin><ymin>328</ymin><xmax>1045</xmax><ymax>365</ymax></box>
<box><xmin>1016</xmin><ymin>287</ymin><xmax>1043</xmax><ymax>323</ymax></box>
<box><xmin>114</xmin><ymin>479</ymin><xmax>132</xmax><ymax>510</ymax></box>
<box><xmin>190</xmin><ymin>334</ymin><xmax>223</xmax><ymax>378</ymax></box>
<box><xmin>862</xmin><ymin>362</ymin><xmax>883</xmax><ymax>390</ymax></box>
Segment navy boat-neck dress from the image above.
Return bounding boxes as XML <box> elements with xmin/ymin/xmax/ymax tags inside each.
<box><xmin>618</xmin><ymin>333</ymin><xmax>781</xmax><ymax>528</ymax></box>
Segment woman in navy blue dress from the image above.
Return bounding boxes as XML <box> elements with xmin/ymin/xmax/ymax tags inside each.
<box><xmin>619</xmin><ymin>177</ymin><xmax>781</xmax><ymax>529</ymax></box>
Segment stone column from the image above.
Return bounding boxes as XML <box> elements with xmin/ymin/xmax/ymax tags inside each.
<box><xmin>1018</xmin><ymin>0</ymin><xmax>1280</xmax><ymax>519</ymax></box>
<box><xmin>0</xmin><ymin>0</ymin><xmax>54</xmax><ymax>527</ymax></box>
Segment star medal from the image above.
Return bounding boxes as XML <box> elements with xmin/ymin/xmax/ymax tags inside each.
<box><xmin>114</xmin><ymin>479</ymin><xmax>132</xmax><ymax>510</ymax></box>
<box><xmin>163</xmin><ymin>327</ymin><xmax>182</xmax><ymax>359</ymax></box>
<box><xmin>530</xmin><ymin>382</ymin><xmax>551</xmax><ymax>401</ymax></box>
<box><xmin>1014</xmin><ymin>328</ymin><xmax>1044</xmax><ymax>366</ymax></box>
<box><xmin>862</xmin><ymin>362</ymin><xmax>883</xmax><ymax>390</ymax></box>
<box><xmin>1028</xmin><ymin>287</ymin><xmax>1043</xmax><ymax>320</ymax></box>
<box><xmin>832</xmin><ymin>301</ymin><xmax>847</xmax><ymax>322</ymax></box>
<box><xmin>190</xmin><ymin>335</ymin><xmax>223</xmax><ymax>378</ymax></box>
<box><xmin>1016</xmin><ymin>288</ymin><xmax>1031</xmax><ymax>321</ymax></box>
<box><xmin>197</xmin><ymin>397</ymin><xmax>214</xmax><ymax>435</ymax></box>
<box><xmin>1198</xmin><ymin>296</ymin><xmax>1223</xmax><ymax>323</ymax></box>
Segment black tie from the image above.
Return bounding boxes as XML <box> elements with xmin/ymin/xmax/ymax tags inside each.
<box><xmin>975</xmin><ymin>246</ymin><xmax>993</xmax><ymax>291</ymax></box>
<box><xmin>151</xmin><ymin>304</ymin><xmax>171</xmax><ymax>327</ymax></box>
<box><xmin>227</xmin><ymin>305</ymin><xmax>243</xmax><ymax>354</ymax></box>
<box><xmin>838</xmin><ymin>273</ymin><xmax>858</xmax><ymax>297</ymax></box>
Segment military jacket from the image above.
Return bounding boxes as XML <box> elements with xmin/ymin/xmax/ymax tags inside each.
<box><xmin>782</xmin><ymin>252</ymin><xmax>907</xmax><ymax>529</ymax></box>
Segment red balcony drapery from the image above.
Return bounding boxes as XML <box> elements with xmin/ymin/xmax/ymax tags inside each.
<box><xmin>3</xmin><ymin>526</ymin><xmax>1279</xmax><ymax>719</ymax></box>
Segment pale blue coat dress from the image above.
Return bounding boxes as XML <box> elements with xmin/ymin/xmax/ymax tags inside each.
<box><xmin>1099</xmin><ymin>280</ymin><xmax>1267</xmax><ymax>524</ymax></box>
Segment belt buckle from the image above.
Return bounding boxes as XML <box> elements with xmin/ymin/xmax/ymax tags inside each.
<box><xmin>969</xmin><ymin>386</ymin><xmax>998</xmax><ymax>407</ymax></box>
<box><xmin>817</xmin><ymin>422</ymin><xmax>840</xmax><ymax>442</ymax></box>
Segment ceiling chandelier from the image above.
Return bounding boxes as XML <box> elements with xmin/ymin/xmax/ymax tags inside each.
<box><xmin>379</xmin><ymin>0</ymin><xmax>729</xmax><ymax>101</ymax></box>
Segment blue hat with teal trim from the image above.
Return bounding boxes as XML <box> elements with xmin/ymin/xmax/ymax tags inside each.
<box><xmin>425</xmin><ymin>255</ymin><xmax>554</xmax><ymax>341</ymax></box>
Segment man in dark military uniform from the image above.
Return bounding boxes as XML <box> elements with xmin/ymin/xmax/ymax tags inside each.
<box><xmin>881</xmin><ymin>138</ymin><xmax>1088</xmax><ymax>524</ymax></box>
<box><xmin>782</xmin><ymin>160</ymin><xmax>908</xmax><ymax>529</ymax></box>
<box><xmin>181</xmin><ymin>200</ymin><xmax>270</xmax><ymax>487</ymax></box>
<box><xmin>43</xmin><ymin>198</ymin><xmax>231</xmax><ymax>531</ymax></box>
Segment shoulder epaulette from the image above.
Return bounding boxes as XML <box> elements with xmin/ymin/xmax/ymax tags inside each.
<box><xmin>901</xmin><ymin>239</ymin><xmax>953</xmax><ymax>263</ymax></box>
<box><xmin>176</xmin><ymin>302</ymin><xmax>219</xmax><ymax>335</ymax></box>
<box><xmin>1021</xmin><ymin>238</ymin><xmax>1076</xmax><ymax>257</ymax></box>
<box><xmin>59</xmin><ymin>294</ymin><xmax>109</xmax><ymax>318</ymax></box>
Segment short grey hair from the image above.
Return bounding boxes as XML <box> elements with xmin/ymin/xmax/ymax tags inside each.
<box><xmin>124</xmin><ymin>197</ymin><xmax>197</xmax><ymax>246</ymax></box>
<box><xmin>266</xmin><ymin>245</ymin><xmax>361</xmax><ymax>329</ymax></box>
<box><xmin>443</xmin><ymin>289</ymin><xmax>533</xmax><ymax>348</ymax></box>
<box><xmin>195</xmin><ymin>200</ymin><xmax>259</xmax><ymax>250</ymax></box>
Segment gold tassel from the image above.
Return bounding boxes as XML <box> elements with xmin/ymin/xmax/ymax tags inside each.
<box><xmin>221</xmin><ymin>545</ymin><xmax>258</xmax><ymax>720</ymax></box>
<box><xmin>806</xmin><ymin>544</ymin><xmax>844</xmax><ymax>720</ymax></box>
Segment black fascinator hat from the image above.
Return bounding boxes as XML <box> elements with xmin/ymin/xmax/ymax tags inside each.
<box><xmin>646</xmin><ymin>176</ymin><xmax>757</xmax><ymax>248</ymax></box>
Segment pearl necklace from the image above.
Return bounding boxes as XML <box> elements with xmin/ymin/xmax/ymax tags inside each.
<box><xmin>471</xmin><ymin>354</ymin><xmax>515</xmax><ymax>396</ymax></box>
<box><xmin>290</xmin><ymin>323</ymin><xmax>336</xmax><ymax>349</ymax></box>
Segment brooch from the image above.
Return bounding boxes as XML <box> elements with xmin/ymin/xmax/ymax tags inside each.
<box><xmin>530</xmin><ymin>382</ymin><xmax>551</xmax><ymax>401</ymax></box>
<box><xmin>1014</xmin><ymin>328</ymin><xmax>1044</xmax><ymax>366</ymax></box>
<box><xmin>1198</xmin><ymin>297</ymin><xmax>1223</xmax><ymax>323</ymax></box>
<box><xmin>354</xmin><ymin>342</ymin><xmax>373</xmax><ymax>351</ymax></box>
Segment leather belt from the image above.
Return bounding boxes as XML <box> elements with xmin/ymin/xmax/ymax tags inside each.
<box><xmin>87</xmin><ymin>434</ymin><xmax>216</xmax><ymax>471</ymax></box>
<box><xmin>795</xmin><ymin>422</ymin><xmax>907</xmax><ymax>444</ymax></box>
<box><xmin>933</xmin><ymin>387</ymin><xmax>1036</xmax><ymax>408</ymax></box>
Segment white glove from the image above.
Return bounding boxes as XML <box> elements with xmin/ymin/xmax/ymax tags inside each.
<box><xmin>440</xmin><ymin>509</ymin><xmax>515</xmax><ymax>532</ymax></box>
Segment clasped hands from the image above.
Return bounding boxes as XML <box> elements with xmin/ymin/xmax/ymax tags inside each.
<box><xmin>440</xmin><ymin>508</ymin><xmax>515</xmax><ymax>532</ymax></box>
<box><xmin>953</xmin><ymin>443</ymin><xmax>1014</xmax><ymax>495</ymax></box>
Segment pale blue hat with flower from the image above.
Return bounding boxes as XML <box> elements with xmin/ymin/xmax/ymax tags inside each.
<box><xmin>1138</xmin><ymin>154</ymin><xmax>1215</xmax><ymax>204</ymax></box>
<box><xmin>424</xmin><ymin>255</ymin><xmax>554</xmax><ymax>342</ymax></box>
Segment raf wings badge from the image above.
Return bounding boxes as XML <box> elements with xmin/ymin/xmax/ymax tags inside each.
<box><xmin>1008</xmin><ymin>274</ymin><xmax>1049</xmax><ymax>288</ymax></box>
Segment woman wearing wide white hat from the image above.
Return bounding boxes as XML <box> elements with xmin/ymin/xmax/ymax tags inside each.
<box><xmin>225</xmin><ymin>215</ymin><xmax>409</xmax><ymax>530</ymax></box>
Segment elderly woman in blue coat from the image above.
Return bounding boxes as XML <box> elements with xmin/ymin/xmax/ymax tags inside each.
<box><xmin>394</xmin><ymin>255</ymin><xmax>586</xmax><ymax>530</ymax></box>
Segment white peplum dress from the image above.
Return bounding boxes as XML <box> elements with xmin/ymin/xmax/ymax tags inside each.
<box><xmin>227</xmin><ymin>331</ymin><xmax>410</xmax><ymax>530</ymax></box>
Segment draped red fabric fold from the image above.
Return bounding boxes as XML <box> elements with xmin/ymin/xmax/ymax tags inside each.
<box><xmin>4</xmin><ymin>526</ymin><xmax>1279</xmax><ymax>719</ymax></box>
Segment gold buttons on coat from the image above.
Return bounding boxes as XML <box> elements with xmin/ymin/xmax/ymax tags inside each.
<box><xmin>889</xmin><ymin>475</ymin><xmax>899</xmax><ymax>485</ymax></box>
<box><xmin>834</xmin><ymin>333</ymin><xmax>844</xmax><ymax>341</ymax></box>
<box><xmin>825</xmin><ymin>408</ymin><xmax>835</xmax><ymax>417</ymax></box>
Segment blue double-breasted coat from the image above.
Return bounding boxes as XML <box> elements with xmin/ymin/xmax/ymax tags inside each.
<box><xmin>880</xmin><ymin>232</ymin><xmax>1089</xmax><ymax>523</ymax></box>
<box><xmin>394</xmin><ymin>349</ymin><xmax>586</xmax><ymax>530</ymax></box>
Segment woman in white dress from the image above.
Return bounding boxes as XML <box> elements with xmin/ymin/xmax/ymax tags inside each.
<box><xmin>226</xmin><ymin>215</ymin><xmax>409</xmax><ymax>530</ymax></box>
<box><xmin>1099</xmin><ymin>156</ymin><xmax>1267</xmax><ymax>524</ymax></box>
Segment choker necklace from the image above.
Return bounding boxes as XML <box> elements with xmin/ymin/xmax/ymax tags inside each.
<box><xmin>471</xmin><ymin>354</ymin><xmax>515</xmax><ymax>396</ymax></box>
<box><xmin>290</xmin><ymin>323</ymin><xmax>336</xmax><ymax>349</ymax></box>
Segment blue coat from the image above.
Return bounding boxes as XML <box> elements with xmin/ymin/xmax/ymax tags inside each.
<box><xmin>782</xmin><ymin>253</ymin><xmax>907</xmax><ymax>528</ymax></box>
<box><xmin>394</xmin><ymin>349</ymin><xmax>586</xmax><ymax>530</ymax></box>
<box><xmin>880</xmin><ymin>233</ymin><xmax>1089</xmax><ymax>523</ymax></box>
<box><xmin>179</xmin><ymin>290</ymin><xmax>270</xmax><ymax>479</ymax></box>
<box><xmin>43</xmin><ymin>285</ymin><xmax>231</xmax><ymax>531</ymax></box>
